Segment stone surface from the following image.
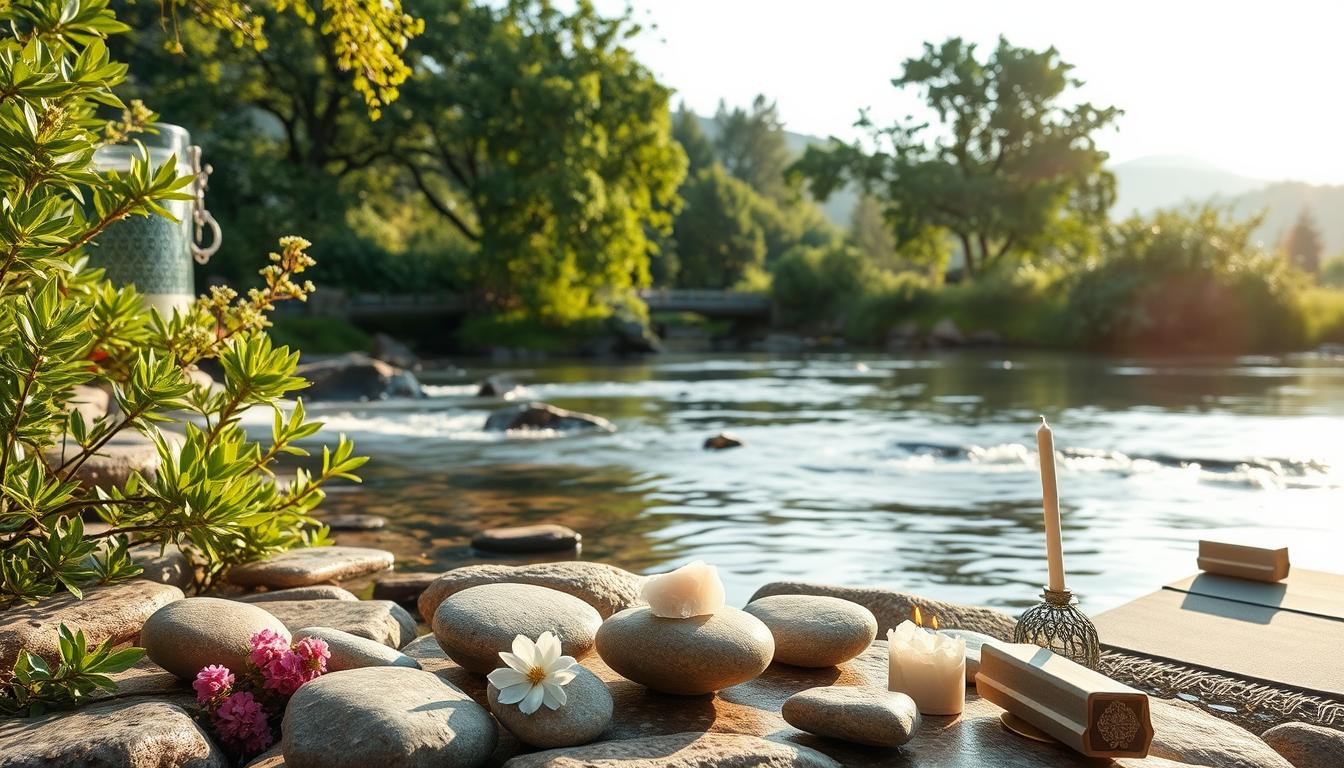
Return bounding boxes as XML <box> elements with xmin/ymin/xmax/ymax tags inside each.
<box><xmin>141</xmin><ymin>597</ymin><xmax>291</xmax><ymax>679</ymax></box>
<box><xmin>433</xmin><ymin>583</ymin><xmax>601</xmax><ymax>673</ymax></box>
<box><xmin>1148</xmin><ymin>698</ymin><xmax>1293</xmax><ymax>768</ymax></box>
<box><xmin>281</xmin><ymin>666</ymin><xmax>496</xmax><ymax>768</ymax></box>
<box><xmin>236</xmin><ymin>585</ymin><xmax>360</xmax><ymax>603</ymax></box>
<box><xmin>1262</xmin><ymin>722</ymin><xmax>1344</xmax><ymax>768</ymax></box>
<box><xmin>317</xmin><ymin>513</ymin><xmax>387</xmax><ymax>531</ymax></box>
<box><xmin>472</xmin><ymin>524</ymin><xmax>581</xmax><ymax>554</ymax></box>
<box><xmin>130</xmin><ymin>543</ymin><xmax>193</xmax><ymax>589</ymax></box>
<box><xmin>94</xmin><ymin>656</ymin><xmax>186</xmax><ymax>702</ymax></box>
<box><xmin>407</xmin><ymin>634</ymin><xmax>1233</xmax><ymax>768</ymax></box>
<box><xmin>293</xmin><ymin>626</ymin><xmax>420</xmax><ymax>671</ymax></box>
<box><xmin>371</xmin><ymin>333</ymin><xmax>418</xmax><ymax>370</ymax></box>
<box><xmin>751</xmin><ymin>581</ymin><xmax>1018</xmax><ymax>640</ymax></box>
<box><xmin>743</xmin><ymin>595</ymin><xmax>877</xmax><ymax>668</ymax></box>
<box><xmin>483</xmin><ymin>402</ymin><xmax>615</xmax><ymax>433</ymax></box>
<box><xmin>502</xmin><ymin>733</ymin><xmax>842</xmax><ymax>767</ymax></box>
<box><xmin>373</xmin><ymin>571</ymin><xmax>439</xmax><ymax>605</ymax></box>
<box><xmin>418</xmin><ymin>561</ymin><xmax>645</xmax><ymax>621</ymax></box>
<box><xmin>1</xmin><ymin>580</ymin><xmax>182</xmax><ymax>674</ymax></box>
<box><xmin>937</xmin><ymin>628</ymin><xmax>1004</xmax><ymax>682</ymax></box>
<box><xmin>703</xmin><ymin>432</ymin><xmax>745</xmax><ymax>450</ymax></box>
<box><xmin>488</xmin><ymin>664</ymin><xmax>613</xmax><ymax>748</ymax></box>
<box><xmin>781</xmin><ymin>685</ymin><xmax>921</xmax><ymax>748</ymax></box>
<box><xmin>226</xmin><ymin>545</ymin><xmax>394</xmax><ymax>588</ymax></box>
<box><xmin>595</xmin><ymin>605</ymin><xmax>774</xmax><ymax>695</ymax></box>
<box><xmin>47</xmin><ymin>430</ymin><xmax>164</xmax><ymax>489</ymax></box>
<box><xmin>296</xmin><ymin>352</ymin><xmax>422</xmax><ymax>401</ymax></box>
<box><xmin>243</xmin><ymin>746</ymin><xmax>286</xmax><ymax>768</ymax></box>
<box><xmin>929</xmin><ymin>317</ymin><xmax>965</xmax><ymax>346</ymax></box>
<box><xmin>477</xmin><ymin>375</ymin><xmax>523</xmax><ymax>398</ymax></box>
<box><xmin>260</xmin><ymin>599</ymin><xmax>416</xmax><ymax>649</ymax></box>
<box><xmin>0</xmin><ymin>698</ymin><xmax>224</xmax><ymax>768</ymax></box>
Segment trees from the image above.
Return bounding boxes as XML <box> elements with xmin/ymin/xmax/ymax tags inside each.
<box><xmin>1284</xmin><ymin>208</ymin><xmax>1323</xmax><ymax>276</ymax></box>
<box><xmin>713</xmin><ymin>95</ymin><xmax>792</xmax><ymax>202</ymax></box>
<box><xmin>672</xmin><ymin>105</ymin><xmax>716</xmax><ymax>176</ymax></box>
<box><xmin>672</xmin><ymin>167</ymin><xmax>767</xmax><ymax>289</ymax></box>
<box><xmin>792</xmin><ymin>37</ymin><xmax>1120</xmax><ymax>278</ymax></box>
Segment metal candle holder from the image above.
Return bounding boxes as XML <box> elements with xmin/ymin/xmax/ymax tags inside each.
<box><xmin>1013</xmin><ymin>586</ymin><xmax>1101</xmax><ymax>670</ymax></box>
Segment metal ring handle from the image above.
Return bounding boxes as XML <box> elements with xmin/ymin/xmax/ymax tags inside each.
<box><xmin>192</xmin><ymin>209</ymin><xmax>222</xmax><ymax>264</ymax></box>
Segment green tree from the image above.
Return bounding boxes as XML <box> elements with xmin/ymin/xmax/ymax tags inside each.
<box><xmin>673</xmin><ymin>166</ymin><xmax>766</xmax><ymax>288</ymax></box>
<box><xmin>1284</xmin><ymin>207</ymin><xmax>1323</xmax><ymax>276</ymax></box>
<box><xmin>793</xmin><ymin>37</ymin><xmax>1120</xmax><ymax>277</ymax></box>
<box><xmin>849</xmin><ymin>195</ymin><xmax>897</xmax><ymax>269</ymax></box>
<box><xmin>714</xmin><ymin>95</ymin><xmax>792</xmax><ymax>201</ymax></box>
<box><xmin>672</xmin><ymin>104</ymin><xmax>716</xmax><ymax>175</ymax></box>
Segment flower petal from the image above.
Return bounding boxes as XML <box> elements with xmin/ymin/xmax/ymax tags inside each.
<box><xmin>519</xmin><ymin>684</ymin><xmax>545</xmax><ymax>715</ymax></box>
<box><xmin>512</xmin><ymin>634</ymin><xmax>538</xmax><ymax>667</ymax></box>
<box><xmin>498</xmin><ymin>651</ymin><xmax>531</xmax><ymax>674</ymax></box>
<box><xmin>542</xmin><ymin>681</ymin><xmax>567</xmax><ymax>709</ymax></box>
<box><xmin>487</xmin><ymin>668</ymin><xmax>528</xmax><ymax>689</ymax></box>
<box><xmin>496</xmin><ymin>682</ymin><xmax>532</xmax><ymax>705</ymax></box>
<box><xmin>536</xmin><ymin>631</ymin><xmax>561</xmax><ymax>667</ymax></box>
<box><xmin>549</xmin><ymin>668</ymin><xmax>577</xmax><ymax>686</ymax></box>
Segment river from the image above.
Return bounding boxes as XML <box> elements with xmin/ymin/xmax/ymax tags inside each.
<box><xmin>268</xmin><ymin>350</ymin><xmax>1343</xmax><ymax>614</ymax></box>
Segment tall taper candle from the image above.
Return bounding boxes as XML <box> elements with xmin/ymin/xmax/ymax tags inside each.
<box><xmin>1037</xmin><ymin>416</ymin><xmax>1066</xmax><ymax>592</ymax></box>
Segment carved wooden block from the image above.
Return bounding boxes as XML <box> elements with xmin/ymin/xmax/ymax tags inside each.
<box><xmin>976</xmin><ymin>642</ymin><xmax>1153</xmax><ymax>758</ymax></box>
<box><xmin>1197</xmin><ymin>540</ymin><xmax>1290</xmax><ymax>582</ymax></box>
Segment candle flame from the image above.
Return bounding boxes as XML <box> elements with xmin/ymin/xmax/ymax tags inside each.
<box><xmin>913</xmin><ymin>606</ymin><xmax>922</xmax><ymax>627</ymax></box>
<box><xmin>931</xmin><ymin>615</ymin><xmax>940</xmax><ymax>630</ymax></box>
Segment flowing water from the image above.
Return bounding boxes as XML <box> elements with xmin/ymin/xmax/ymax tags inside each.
<box><xmin>258</xmin><ymin>350</ymin><xmax>1344</xmax><ymax>613</ymax></box>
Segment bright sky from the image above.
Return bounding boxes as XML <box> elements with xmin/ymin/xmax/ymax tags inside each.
<box><xmin>603</xmin><ymin>1</ymin><xmax>1344</xmax><ymax>185</ymax></box>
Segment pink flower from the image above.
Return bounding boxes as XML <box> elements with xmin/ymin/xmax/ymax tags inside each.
<box><xmin>293</xmin><ymin>636</ymin><xmax>330</xmax><ymax>674</ymax></box>
<box><xmin>248</xmin><ymin>628</ymin><xmax>290</xmax><ymax>669</ymax></box>
<box><xmin>192</xmin><ymin>664</ymin><xmax>234</xmax><ymax>704</ymax></box>
<box><xmin>213</xmin><ymin>690</ymin><xmax>272</xmax><ymax>754</ymax></box>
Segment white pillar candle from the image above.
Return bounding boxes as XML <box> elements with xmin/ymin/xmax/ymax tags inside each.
<box><xmin>1037</xmin><ymin>416</ymin><xmax>1066</xmax><ymax>592</ymax></box>
<box><xmin>887</xmin><ymin>619</ymin><xmax>966</xmax><ymax>715</ymax></box>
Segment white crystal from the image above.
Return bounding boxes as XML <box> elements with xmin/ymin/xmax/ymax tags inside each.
<box><xmin>640</xmin><ymin>560</ymin><xmax>725</xmax><ymax>619</ymax></box>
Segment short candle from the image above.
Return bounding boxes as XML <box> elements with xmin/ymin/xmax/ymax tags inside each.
<box><xmin>887</xmin><ymin>614</ymin><xmax>966</xmax><ymax>716</ymax></box>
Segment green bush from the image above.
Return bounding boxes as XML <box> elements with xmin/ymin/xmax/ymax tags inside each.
<box><xmin>772</xmin><ymin>244</ymin><xmax>872</xmax><ymax>330</ymax></box>
<box><xmin>269</xmin><ymin>316</ymin><xmax>373</xmax><ymax>355</ymax></box>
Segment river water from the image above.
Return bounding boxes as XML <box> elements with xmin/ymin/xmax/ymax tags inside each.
<box><xmin>270</xmin><ymin>351</ymin><xmax>1343</xmax><ymax>614</ymax></box>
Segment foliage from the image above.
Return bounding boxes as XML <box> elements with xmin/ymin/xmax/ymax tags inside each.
<box><xmin>1323</xmin><ymin>254</ymin><xmax>1344</xmax><ymax>288</ymax></box>
<box><xmin>713</xmin><ymin>95</ymin><xmax>792</xmax><ymax>201</ymax></box>
<box><xmin>672</xmin><ymin>104</ymin><xmax>715</xmax><ymax>176</ymax></box>
<box><xmin>0</xmin><ymin>624</ymin><xmax>144</xmax><ymax>716</ymax></box>
<box><xmin>1300</xmin><ymin>287</ymin><xmax>1344</xmax><ymax>345</ymax></box>
<box><xmin>1283</xmin><ymin>207</ymin><xmax>1323</xmax><ymax>276</ymax></box>
<box><xmin>1067</xmin><ymin>207</ymin><xmax>1308</xmax><ymax>353</ymax></box>
<box><xmin>672</xmin><ymin>166</ymin><xmax>766</xmax><ymax>289</ymax></box>
<box><xmin>793</xmin><ymin>36</ymin><xmax>1120</xmax><ymax>277</ymax></box>
<box><xmin>771</xmin><ymin>244</ymin><xmax>873</xmax><ymax>330</ymax></box>
<box><xmin>0</xmin><ymin>0</ymin><xmax>366</xmax><ymax>608</ymax></box>
<box><xmin>267</xmin><ymin>315</ymin><xmax>373</xmax><ymax>355</ymax></box>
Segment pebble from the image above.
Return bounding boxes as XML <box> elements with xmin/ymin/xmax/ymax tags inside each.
<box><xmin>743</xmin><ymin>595</ymin><xmax>877</xmax><ymax>667</ymax></box>
<box><xmin>594</xmin><ymin>606</ymin><xmax>774</xmax><ymax>695</ymax></box>
<box><xmin>0</xmin><ymin>699</ymin><xmax>224</xmax><ymax>767</ymax></box>
<box><xmin>282</xmin><ymin>667</ymin><xmax>496</xmax><ymax>768</ymax></box>
<box><xmin>236</xmin><ymin>585</ymin><xmax>359</xmax><ymax>603</ymax></box>
<box><xmin>294</xmin><ymin>626</ymin><xmax>420</xmax><ymax>671</ymax></box>
<box><xmin>225</xmin><ymin>546</ymin><xmax>394</xmax><ymax>589</ymax></box>
<box><xmin>488</xmin><ymin>664</ymin><xmax>612</xmax><ymax>748</ymax></box>
<box><xmin>141</xmin><ymin>597</ymin><xmax>290</xmax><ymax>679</ymax></box>
<box><xmin>434</xmin><ymin>583</ymin><xmax>601</xmax><ymax>673</ymax></box>
<box><xmin>782</xmin><ymin>685</ymin><xmax>922</xmax><ymax>747</ymax></box>
<box><xmin>472</xmin><ymin>524</ymin><xmax>581</xmax><ymax>554</ymax></box>
<box><xmin>259</xmin><ymin>599</ymin><xmax>416</xmax><ymax>649</ymax></box>
<box><xmin>418</xmin><ymin>562</ymin><xmax>645</xmax><ymax>622</ymax></box>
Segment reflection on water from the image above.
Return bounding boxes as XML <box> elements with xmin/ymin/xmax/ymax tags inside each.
<box><xmin>264</xmin><ymin>350</ymin><xmax>1344</xmax><ymax>612</ymax></box>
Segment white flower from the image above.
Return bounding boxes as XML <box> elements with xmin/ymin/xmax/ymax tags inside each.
<box><xmin>486</xmin><ymin>631</ymin><xmax>579</xmax><ymax>715</ymax></box>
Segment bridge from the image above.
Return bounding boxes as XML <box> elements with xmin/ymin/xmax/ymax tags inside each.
<box><xmin>304</xmin><ymin>288</ymin><xmax>771</xmax><ymax>320</ymax></box>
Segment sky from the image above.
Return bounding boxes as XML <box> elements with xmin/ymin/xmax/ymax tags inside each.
<box><xmin>599</xmin><ymin>1</ymin><xmax>1344</xmax><ymax>185</ymax></box>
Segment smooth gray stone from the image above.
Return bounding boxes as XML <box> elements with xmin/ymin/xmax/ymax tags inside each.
<box><xmin>259</xmin><ymin>599</ymin><xmax>416</xmax><ymax>649</ymax></box>
<box><xmin>418</xmin><ymin>561</ymin><xmax>645</xmax><ymax>622</ymax></box>
<box><xmin>433</xmin><ymin>583</ymin><xmax>601</xmax><ymax>674</ymax></box>
<box><xmin>236</xmin><ymin>585</ymin><xmax>359</xmax><ymax>603</ymax></box>
<box><xmin>0</xmin><ymin>698</ymin><xmax>225</xmax><ymax>768</ymax></box>
<box><xmin>487</xmin><ymin>665</ymin><xmax>612</xmax><ymax>748</ymax></box>
<box><xmin>226</xmin><ymin>546</ymin><xmax>394</xmax><ymax>589</ymax></box>
<box><xmin>501</xmin><ymin>732</ymin><xmax>841</xmax><ymax>767</ymax></box>
<box><xmin>744</xmin><ymin>595</ymin><xmax>877</xmax><ymax>667</ymax></box>
<box><xmin>294</xmin><ymin>626</ymin><xmax>420</xmax><ymax>671</ymax></box>
<box><xmin>594</xmin><ymin>605</ymin><xmax>774</xmax><ymax>695</ymax></box>
<box><xmin>782</xmin><ymin>685</ymin><xmax>921</xmax><ymax>748</ymax></box>
<box><xmin>141</xmin><ymin>597</ymin><xmax>289</xmax><ymax>679</ymax></box>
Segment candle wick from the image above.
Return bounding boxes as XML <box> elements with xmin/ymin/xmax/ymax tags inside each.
<box><xmin>1039</xmin><ymin>415</ymin><xmax>1047</xmax><ymax>427</ymax></box>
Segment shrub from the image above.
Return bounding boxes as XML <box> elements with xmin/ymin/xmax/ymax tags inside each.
<box><xmin>771</xmin><ymin>244</ymin><xmax>872</xmax><ymax>330</ymax></box>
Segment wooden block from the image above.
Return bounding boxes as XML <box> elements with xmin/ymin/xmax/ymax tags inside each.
<box><xmin>1197</xmin><ymin>540</ymin><xmax>1290</xmax><ymax>582</ymax></box>
<box><xmin>976</xmin><ymin>642</ymin><xmax>1153</xmax><ymax>758</ymax></box>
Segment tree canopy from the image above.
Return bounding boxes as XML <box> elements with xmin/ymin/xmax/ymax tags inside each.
<box><xmin>713</xmin><ymin>95</ymin><xmax>792</xmax><ymax>202</ymax></box>
<box><xmin>792</xmin><ymin>36</ymin><xmax>1120</xmax><ymax>277</ymax></box>
<box><xmin>1284</xmin><ymin>208</ymin><xmax>1323</xmax><ymax>276</ymax></box>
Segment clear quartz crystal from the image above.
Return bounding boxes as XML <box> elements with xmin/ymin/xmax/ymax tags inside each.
<box><xmin>640</xmin><ymin>560</ymin><xmax>726</xmax><ymax>618</ymax></box>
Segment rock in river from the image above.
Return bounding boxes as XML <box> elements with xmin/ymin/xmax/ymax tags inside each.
<box><xmin>434</xmin><ymin>583</ymin><xmax>601</xmax><ymax>673</ymax></box>
<box><xmin>703</xmin><ymin>432</ymin><xmax>744</xmax><ymax>450</ymax></box>
<box><xmin>141</xmin><ymin>597</ymin><xmax>291</xmax><ymax>679</ymax></box>
<box><xmin>418</xmin><ymin>561</ymin><xmax>645</xmax><ymax>622</ymax></box>
<box><xmin>260</xmin><ymin>599</ymin><xmax>417</xmax><ymax>649</ymax></box>
<box><xmin>293</xmin><ymin>626</ymin><xmax>420</xmax><ymax>671</ymax></box>
<box><xmin>743</xmin><ymin>595</ymin><xmax>877</xmax><ymax>668</ymax></box>
<box><xmin>502</xmin><ymin>732</ymin><xmax>840</xmax><ymax>768</ymax></box>
<box><xmin>782</xmin><ymin>685</ymin><xmax>921</xmax><ymax>747</ymax></box>
<box><xmin>488</xmin><ymin>664</ymin><xmax>613</xmax><ymax>748</ymax></box>
<box><xmin>484</xmin><ymin>402</ymin><xmax>615</xmax><ymax>433</ymax></box>
<box><xmin>0</xmin><ymin>698</ymin><xmax>225</xmax><ymax>768</ymax></box>
<box><xmin>226</xmin><ymin>545</ymin><xmax>394</xmax><ymax>589</ymax></box>
<box><xmin>282</xmin><ymin>666</ymin><xmax>496</xmax><ymax>768</ymax></box>
<box><xmin>594</xmin><ymin>606</ymin><xmax>774</xmax><ymax>695</ymax></box>
<box><xmin>472</xmin><ymin>523</ymin><xmax>581</xmax><ymax>554</ymax></box>
<box><xmin>296</xmin><ymin>352</ymin><xmax>422</xmax><ymax>401</ymax></box>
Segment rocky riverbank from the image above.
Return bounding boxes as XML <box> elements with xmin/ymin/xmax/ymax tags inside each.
<box><xmin>0</xmin><ymin>549</ymin><xmax>1335</xmax><ymax>768</ymax></box>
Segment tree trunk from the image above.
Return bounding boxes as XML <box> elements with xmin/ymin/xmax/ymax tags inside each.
<box><xmin>957</xmin><ymin>232</ymin><xmax>976</xmax><ymax>277</ymax></box>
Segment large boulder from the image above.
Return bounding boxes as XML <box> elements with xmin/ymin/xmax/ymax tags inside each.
<box><xmin>281</xmin><ymin>667</ymin><xmax>496</xmax><ymax>768</ymax></box>
<box><xmin>502</xmin><ymin>733</ymin><xmax>840</xmax><ymax>768</ymax></box>
<box><xmin>0</xmin><ymin>698</ymin><xmax>225</xmax><ymax>768</ymax></box>
<box><xmin>1261</xmin><ymin>722</ymin><xmax>1344</xmax><ymax>768</ymax></box>
<box><xmin>483</xmin><ymin>402</ymin><xmax>615</xmax><ymax>433</ymax></box>
<box><xmin>418</xmin><ymin>562</ymin><xmax>645</xmax><ymax>622</ymax></box>
<box><xmin>226</xmin><ymin>546</ymin><xmax>394</xmax><ymax>589</ymax></box>
<box><xmin>141</xmin><ymin>597</ymin><xmax>291</xmax><ymax>679</ymax></box>
<box><xmin>260</xmin><ymin>599</ymin><xmax>417</xmax><ymax>649</ymax></box>
<box><xmin>1</xmin><ymin>581</ymin><xmax>182</xmax><ymax>675</ymax></box>
<box><xmin>296</xmin><ymin>353</ymin><xmax>422</xmax><ymax>401</ymax></box>
<box><xmin>750</xmin><ymin>581</ymin><xmax>1018</xmax><ymax>640</ymax></box>
<box><xmin>370</xmin><ymin>333</ymin><xmax>419</xmax><ymax>371</ymax></box>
